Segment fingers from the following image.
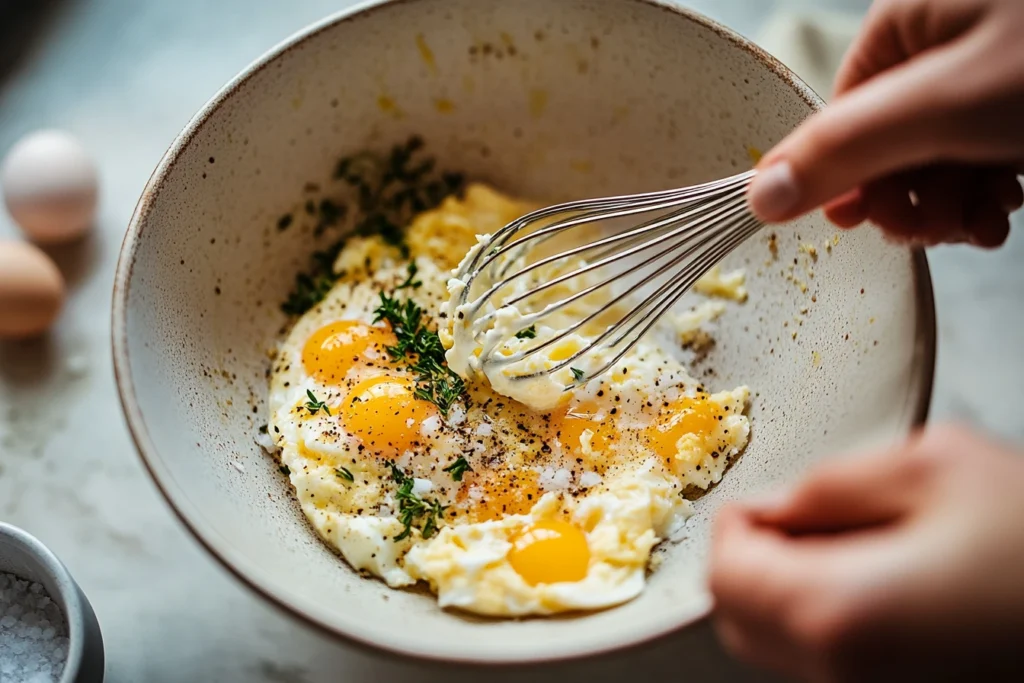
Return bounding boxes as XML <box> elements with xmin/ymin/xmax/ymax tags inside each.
<box><xmin>748</xmin><ymin>36</ymin><xmax>983</xmax><ymax>223</ymax></box>
<box><xmin>989</xmin><ymin>170</ymin><xmax>1024</xmax><ymax>214</ymax></box>
<box><xmin>824</xmin><ymin>189</ymin><xmax>869</xmax><ymax>228</ymax></box>
<box><xmin>833</xmin><ymin>0</ymin><xmax>985</xmax><ymax>96</ymax></box>
<box><xmin>822</xmin><ymin>165</ymin><xmax>1019</xmax><ymax>245</ymax></box>
<box><xmin>746</xmin><ymin>445</ymin><xmax>931</xmax><ymax>535</ymax></box>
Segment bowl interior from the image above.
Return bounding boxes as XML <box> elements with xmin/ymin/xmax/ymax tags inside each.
<box><xmin>114</xmin><ymin>0</ymin><xmax>933</xmax><ymax>663</ymax></box>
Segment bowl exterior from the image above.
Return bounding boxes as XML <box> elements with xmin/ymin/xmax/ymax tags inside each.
<box><xmin>0</xmin><ymin>523</ymin><xmax>106</xmax><ymax>683</ymax></box>
<box><xmin>113</xmin><ymin>0</ymin><xmax>934</xmax><ymax>663</ymax></box>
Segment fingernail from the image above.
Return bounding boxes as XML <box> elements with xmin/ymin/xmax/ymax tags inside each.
<box><xmin>749</xmin><ymin>162</ymin><xmax>800</xmax><ymax>221</ymax></box>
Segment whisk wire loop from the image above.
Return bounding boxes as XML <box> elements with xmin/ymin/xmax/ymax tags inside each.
<box><xmin>451</xmin><ymin>170</ymin><xmax>761</xmax><ymax>388</ymax></box>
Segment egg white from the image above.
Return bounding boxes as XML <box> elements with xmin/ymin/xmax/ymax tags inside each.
<box><xmin>267</xmin><ymin>183</ymin><xmax>752</xmax><ymax>616</ymax></box>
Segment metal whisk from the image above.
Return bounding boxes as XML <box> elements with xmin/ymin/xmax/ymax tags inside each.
<box><xmin>449</xmin><ymin>170</ymin><xmax>762</xmax><ymax>388</ymax></box>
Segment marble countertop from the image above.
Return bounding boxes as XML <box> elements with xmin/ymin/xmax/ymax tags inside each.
<box><xmin>1</xmin><ymin>1</ymin><xmax>1020</xmax><ymax>681</ymax></box>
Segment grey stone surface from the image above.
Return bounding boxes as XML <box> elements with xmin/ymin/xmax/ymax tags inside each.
<box><xmin>0</xmin><ymin>0</ymin><xmax>1016</xmax><ymax>681</ymax></box>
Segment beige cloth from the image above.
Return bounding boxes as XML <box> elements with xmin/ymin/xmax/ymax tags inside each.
<box><xmin>756</xmin><ymin>10</ymin><xmax>862</xmax><ymax>101</ymax></box>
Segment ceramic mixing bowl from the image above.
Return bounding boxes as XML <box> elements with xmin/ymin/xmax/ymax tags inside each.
<box><xmin>112</xmin><ymin>0</ymin><xmax>934</xmax><ymax>664</ymax></box>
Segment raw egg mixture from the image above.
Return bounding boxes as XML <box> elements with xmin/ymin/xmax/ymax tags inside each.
<box><xmin>268</xmin><ymin>184</ymin><xmax>750</xmax><ymax>616</ymax></box>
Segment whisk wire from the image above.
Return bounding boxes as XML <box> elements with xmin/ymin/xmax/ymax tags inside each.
<box><xmin>452</xmin><ymin>170</ymin><xmax>762</xmax><ymax>387</ymax></box>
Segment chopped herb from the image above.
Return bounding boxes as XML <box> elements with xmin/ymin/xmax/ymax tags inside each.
<box><xmin>304</xmin><ymin>389</ymin><xmax>331</xmax><ymax>416</ymax></box>
<box><xmin>281</xmin><ymin>137</ymin><xmax>464</xmax><ymax>315</ymax></box>
<box><xmin>258</xmin><ymin>424</ymin><xmax>268</xmax><ymax>434</ymax></box>
<box><xmin>277</xmin><ymin>214</ymin><xmax>293</xmax><ymax>232</ymax></box>
<box><xmin>396</xmin><ymin>262</ymin><xmax>422</xmax><ymax>290</ymax></box>
<box><xmin>389</xmin><ymin>462</ymin><xmax>447</xmax><ymax>541</ymax></box>
<box><xmin>373</xmin><ymin>291</ymin><xmax>466</xmax><ymax>415</ymax></box>
<box><xmin>281</xmin><ymin>271</ymin><xmax>334</xmax><ymax>316</ymax></box>
<box><xmin>335</xmin><ymin>467</ymin><xmax>354</xmax><ymax>482</ymax></box>
<box><xmin>279</xmin><ymin>464</ymin><xmax>291</xmax><ymax>475</ymax></box>
<box><xmin>515</xmin><ymin>325</ymin><xmax>537</xmax><ymax>340</ymax></box>
<box><xmin>570</xmin><ymin>367</ymin><xmax>585</xmax><ymax>382</ymax></box>
<box><xmin>314</xmin><ymin>198</ymin><xmax>344</xmax><ymax>237</ymax></box>
<box><xmin>442</xmin><ymin>456</ymin><xmax>472</xmax><ymax>481</ymax></box>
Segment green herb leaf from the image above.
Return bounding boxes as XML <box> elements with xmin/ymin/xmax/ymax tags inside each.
<box><xmin>396</xmin><ymin>262</ymin><xmax>422</xmax><ymax>290</ymax></box>
<box><xmin>314</xmin><ymin>199</ymin><xmax>345</xmax><ymax>237</ymax></box>
<box><xmin>280</xmin><ymin>137</ymin><xmax>464</xmax><ymax>316</ymax></box>
<box><xmin>442</xmin><ymin>456</ymin><xmax>472</xmax><ymax>482</ymax></box>
<box><xmin>570</xmin><ymin>367</ymin><xmax>585</xmax><ymax>382</ymax></box>
<box><xmin>335</xmin><ymin>467</ymin><xmax>354</xmax><ymax>482</ymax></box>
<box><xmin>372</xmin><ymin>291</ymin><xmax>466</xmax><ymax>416</ymax></box>
<box><xmin>515</xmin><ymin>325</ymin><xmax>537</xmax><ymax>340</ymax></box>
<box><xmin>304</xmin><ymin>389</ymin><xmax>331</xmax><ymax>416</ymax></box>
<box><xmin>389</xmin><ymin>462</ymin><xmax>447</xmax><ymax>541</ymax></box>
<box><xmin>279</xmin><ymin>464</ymin><xmax>291</xmax><ymax>475</ymax></box>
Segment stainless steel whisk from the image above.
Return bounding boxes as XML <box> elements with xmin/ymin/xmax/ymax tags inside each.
<box><xmin>450</xmin><ymin>170</ymin><xmax>762</xmax><ymax>388</ymax></box>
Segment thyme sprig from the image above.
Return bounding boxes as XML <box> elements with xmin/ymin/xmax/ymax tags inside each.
<box><xmin>442</xmin><ymin>456</ymin><xmax>472</xmax><ymax>482</ymax></box>
<box><xmin>280</xmin><ymin>137</ymin><xmax>464</xmax><ymax>316</ymax></box>
<box><xmin>515</xmin><ymin>325</ymin><xmax>537</xmax><ymax>340</ymax></box>
<box><xmin>304</xmin><ymin>389</ymin><xmax>331</xmax><ymax>416</ymax></box>
<box><xmin>388</xmin><ymin>463</ymin><xmax>447</xmax><ymax>541</ymax></box>
<box><xmin>373</xmin><ymin>291</ymin><xmax>466</xmax><ymax>416</ymax></box>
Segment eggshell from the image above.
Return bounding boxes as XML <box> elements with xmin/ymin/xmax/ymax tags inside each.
<box><xmin>1</xmin><ymin>129</ymin><xmax>99</xmax><ymax>244</ymax></box>
<box><xmin>0</xmin><ymin>239</ymin><xmax>65</xmax><ymax>338</ymax></box>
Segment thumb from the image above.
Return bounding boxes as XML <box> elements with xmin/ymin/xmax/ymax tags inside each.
<box><xmin>748</xmin><ymin>35</ymin><xmax>983</xmax><ymax>222</ymax></box>
<box><xmin>744</xmin><ymin>446</ymin><xmax>928</xmax><ymax>534</ymax></box>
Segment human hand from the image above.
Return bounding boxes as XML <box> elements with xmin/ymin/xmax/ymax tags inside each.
<box><xmin>748</xmin><ymin>0</ymin><xmax>1024</xmax><ymax>247</ymax></box>
<box><xmin>709</xmin><ymin>425</ymin><xmax>1024</xmax><ymax>682</ymax></box>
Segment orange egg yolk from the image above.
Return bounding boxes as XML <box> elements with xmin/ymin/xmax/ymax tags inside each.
<box><xmin>460</xmin><ymin>468</ymin><xmax>541</xmax><ymax>522</ymax></box>
<box><xmin>341</xmin><ymin>376</ymin><xmax>436</xmax><ymax>456</ymax></box>
<box><xmin>509</xmin><ymin>520</ymin><xmax>590</xmax><ymax>585</ymax></box>
<box><xmin>646</xmin><ymin>395</ymin><xmax>723</xmax><ymax>459</ymax></box>
<box><xmin>554</xmin><ymin>403</ymin><xmax>616</xmax><ymax>464</ymax></box>
<box><xmin>302</xmin><ymin>321</ymin><xmax>397</xmax><ymax>385</ymax></box>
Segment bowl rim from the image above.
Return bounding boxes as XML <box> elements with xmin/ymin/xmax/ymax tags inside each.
<box><xmin>111</xmin><ymin>0</ymin><xmax>936</xmax><ymax>665</ymax></box>
<box><xmin>0</xmin><ymin>522</ymin><xmax>101</xmax><ymax>683</ymax></box>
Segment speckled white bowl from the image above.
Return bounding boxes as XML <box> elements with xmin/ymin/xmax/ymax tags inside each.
<box><xmin>112</xmin><ymin>0</ymin><xmax>934</xmax><ymax>664</ymax></box>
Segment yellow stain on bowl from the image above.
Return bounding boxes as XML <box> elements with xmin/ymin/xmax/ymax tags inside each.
<box><xmin>416</xmin><ymin>34</ymin><xmax>438</xmax><ymax>75</ymax></box>
<box><xmin>462</xmin><ymin>75</ymin><xmax>476</xmax><ymax>94</ymax></box>
<box><xmin>569</xmin><ymin>160</ymin><xmax>593</xmax><ymax>174</ymax></box>
<box><xmin>611</xmin><ymin>105</ymin><xmax>630</xmax><ymax>125</ymax></box>
<box><xmin>746</xmin><ymin>146</ymin><xmax>763</xmax><ymax>164</ymax></box>
<box><xmin>377</xmin><ymin>95</ymin><xmax>404</xmax><ymax>119</ymax></box>
<box><xmin>434</xmin><ymin>98</ymin><xmax>455</xmax><ymax>114</ymax></box>
<box><xmin>812</xmin><ymin>350</ymin><xmax>822</xmax><ymax>368</ymax></box>
<box><xmin>500</xmin><ymin>31</ymin><xmax>515</xmax><ymax>48</ymax></box>
<box><xmin>529</xmin><ymin>89</ymin><xmax>548</xmax><ymax>118</ymax></box>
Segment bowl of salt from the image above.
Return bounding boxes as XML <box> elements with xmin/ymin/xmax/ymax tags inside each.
<box><xmin>0</xmin><ymin>523</ymin><xmax>103</xmax><ymax>683</ymax></box>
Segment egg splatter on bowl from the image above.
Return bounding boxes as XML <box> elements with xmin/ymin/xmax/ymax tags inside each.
<box><xmin>268</xmin><ymin>182</ymin><xmax>750</xmax><ymax>617</ymax></box>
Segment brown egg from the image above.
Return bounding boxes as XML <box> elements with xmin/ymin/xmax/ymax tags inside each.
<box><xmin>0</xmin><ymin>239</ymin><xmax>65</xmax><ymax>338</ymax></box>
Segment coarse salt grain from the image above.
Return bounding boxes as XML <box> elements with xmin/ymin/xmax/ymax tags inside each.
<box><xmin>0</xmin><ymin>571</ymin><xmax>69</xmax><ymax>683</ymax></box>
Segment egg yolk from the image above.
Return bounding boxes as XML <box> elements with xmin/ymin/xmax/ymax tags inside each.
<box><xmin>341</xmin><ymin>376</ymin><xmax>436</xmax><ymax>456</ymax></box>
<box><xmin>554</xmin><ymin>403</ymin><xmax>616</xmax><ymax>466</ymax></box>
<box><xmin>646</xmin><ymin>394</ymin><xmax>723</xmax><ymax>459</ymax></box>
<box><xmin>463</xmin><ymin>469</ymin><xmax>541</xmax><ymax>522</ymax></box>
<box><xmin>509</xmin><ymin>520</ymin><xmax>590</xmax><ymax>585</ymax></box>
<box><xmin>302</xmin><ymin>321</ymin><xmax>397</xmax><ymax>385</ymax></box>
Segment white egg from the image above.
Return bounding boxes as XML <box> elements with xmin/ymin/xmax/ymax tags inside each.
<box><xmin>1</xmin><ymin>130</ymin><xmax>99</xmax><ymax>244</ymax></box>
